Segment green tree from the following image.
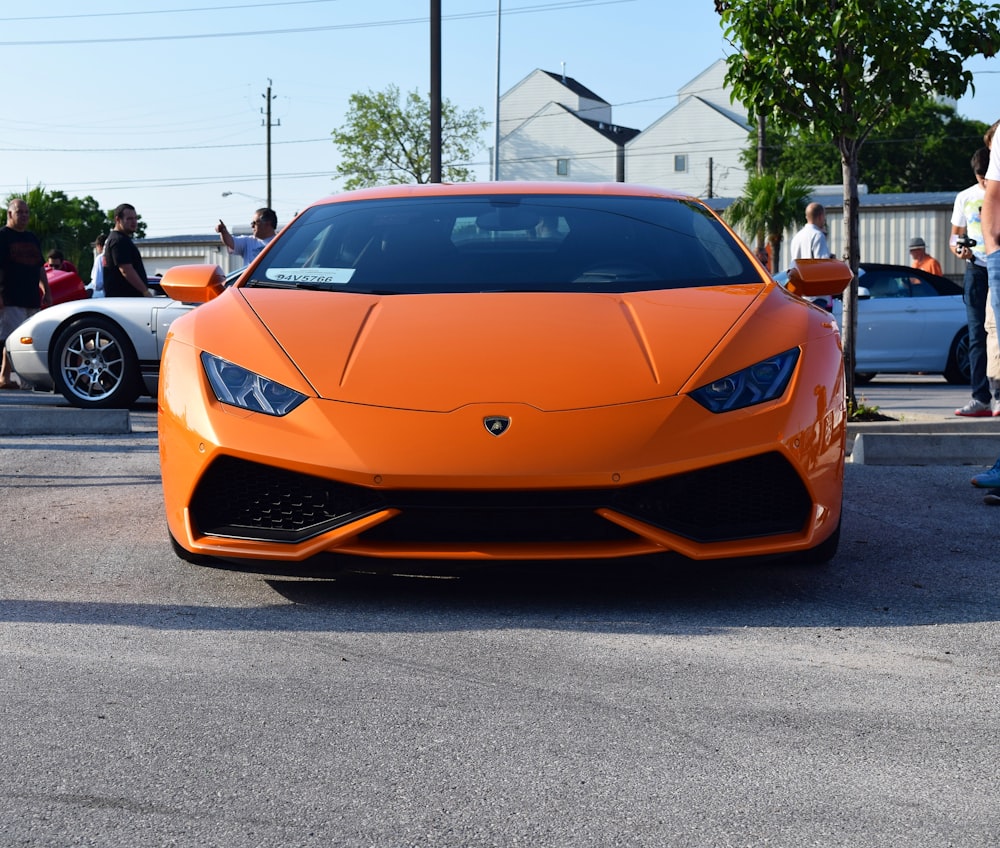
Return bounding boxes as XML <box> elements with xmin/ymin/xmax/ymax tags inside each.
<box><xmin>744</xmin><ymin>100</ymin><xmax>990</xmax><ymax>193</ymax></box>
<box><xmin>717</xmin><ymin>0</ymin><xmax>1000</xmax><ymax>407</ymax></box>
<box><xmin>725</xmin><ymin>171</ymin><xmax>813</xmax><ymax>269</ymax></box>
<box><xmin>331</xmin><ymin>85</ymin><xmax>488</xmax><ymax>189</ymax></box>
<box><xmin>4</xmin><ymin>186</ymin><xmax>145</xmax><ymax>281</ymax></box>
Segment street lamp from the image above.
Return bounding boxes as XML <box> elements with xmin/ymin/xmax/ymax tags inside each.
<box><xmin>221</xmin><ymin>191</ymin><xmax>265</xmax><ymax>202</ymax></box>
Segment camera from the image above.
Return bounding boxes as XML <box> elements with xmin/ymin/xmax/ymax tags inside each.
<box><xmin>956</xmin><ymin>235</ymin><xmax>977</xmax><ymax>250</ymax></box>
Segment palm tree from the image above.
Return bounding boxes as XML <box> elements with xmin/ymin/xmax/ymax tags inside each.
<box><xmin>725</xmin><ymin>171</ymin><xmax>813</xmax><ymax>272</ymax></box>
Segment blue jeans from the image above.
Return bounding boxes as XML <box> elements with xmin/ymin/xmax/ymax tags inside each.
<box><xmin>989</xmin><ymin>252</ymin><xmax>1000</xmax><ymax>374</ymax></box>
<box><xmin>964</xmin><ymin>261</ymin><xmax>990</xmax><ymax>402</ymax></box>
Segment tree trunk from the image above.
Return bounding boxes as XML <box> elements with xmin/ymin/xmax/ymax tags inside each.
<box><xmin>840</xmin><ymin>142</ymin><xmax>861</xmax><ymax>411</ymax></box>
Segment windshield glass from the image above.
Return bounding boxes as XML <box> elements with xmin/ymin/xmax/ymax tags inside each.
<box><xmin>246</xmin><ymin>194</ymin><xmax>761</xmax><ymax>294</ymax></box>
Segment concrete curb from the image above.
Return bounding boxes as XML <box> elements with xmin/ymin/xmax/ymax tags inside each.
<box><xmin>847</xmin><ymin>418</ymin><xmax>1000</xmax><ymax>466</ymax></box>
<box><xmin>0</xmin><ymin>393</ymin><xmax>131</xmax><ymax>436</ymax></box>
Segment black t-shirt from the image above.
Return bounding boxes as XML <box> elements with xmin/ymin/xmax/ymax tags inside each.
<box><xmin>0</xmin><ymin>226</ymin><xmax>45</xmax><ymax>308</ymax></box>
<box><xmin>104</xmin><ymin>230</ymin><xmax>148</xmax><ymax>297</ymax></box>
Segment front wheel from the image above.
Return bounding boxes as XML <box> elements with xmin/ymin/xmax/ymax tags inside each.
<box><xmin>51</xmin><ymin>316</ymin><xmax>142</xmax><ymax>409</ymax></box>
<box><xmin>943</xmin><ymin>328</ymin><xmax>971</xmax><ymax>385</ymax></box>
<box><xmin>791</xmin><ymin>520</ymin><xmax>841</xmax><ymax>566</ymax></box>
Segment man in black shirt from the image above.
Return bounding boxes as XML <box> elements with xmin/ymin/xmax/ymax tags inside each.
<box><xmin>0</xmin><ymin>198</ymin><xmax>52</xmax><ymax>388</ymax></box>
<box><xmin>104</xmin><ymin>203</ymin><xmax>152</xmax><ymax>298</ymax></box>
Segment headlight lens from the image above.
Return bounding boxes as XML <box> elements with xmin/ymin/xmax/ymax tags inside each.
<box><xmin>691</xmin><ymin>348</ymin><xmax>800</xmax><ymax>413</ymax></box>
<box><xmin>201</xmin><ymin>353</ymin><xmax>307</xmax><ymax>416</ymax></box>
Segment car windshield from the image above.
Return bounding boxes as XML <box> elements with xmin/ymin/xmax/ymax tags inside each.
<box><xmin>245</xmin><ymin>194</ymin><xmax>761</xmax><ymax>295</ymax></box>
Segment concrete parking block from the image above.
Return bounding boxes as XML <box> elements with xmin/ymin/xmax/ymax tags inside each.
<box><xmin>851</xmin><ymin>432</ymin><xmax>1000</xmax><ymax>466</ymax></box>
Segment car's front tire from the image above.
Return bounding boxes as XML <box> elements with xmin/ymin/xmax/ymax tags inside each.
<box><xmin>51</xmin><ymin>316</ymin><xmax>142</xmax><ymax>409</ymax></box>
<box><xmin>169</xmin><ymin>531</ymin><xmax>219</xmax><ymax>566</ymax></box>
<box><xmin>791</xmin><ymin>520</ymin><xmax>841</xmax><ymax>566</ymax></box>
<box><xmin>944</xmin><ymin>328</ymin><xmax>971</xmax><ymax>385</ymax></box>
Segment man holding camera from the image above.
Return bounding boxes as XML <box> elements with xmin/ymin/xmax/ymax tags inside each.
<box><xmin>951</xmin><ymin>147</ymin><xmax>992</xmax><ymax>416</ymax></box>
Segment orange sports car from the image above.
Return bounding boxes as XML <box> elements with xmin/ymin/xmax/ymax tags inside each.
<box><xmin>158</xmin><ymin>183</ymin><xmax>852</xmax><ymax>569</ymax></box>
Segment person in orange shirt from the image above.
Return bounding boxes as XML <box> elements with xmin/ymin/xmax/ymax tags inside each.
<box><xmin>908</xmin><ymin>236</ymin><xmax>943</xmax><ymax>275</ymax></box>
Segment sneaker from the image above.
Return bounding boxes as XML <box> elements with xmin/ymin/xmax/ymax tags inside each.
<box><xmin>971</xmin><ymin>458</ymin><xmax>1000</xmax><ymax>488</ymax></box>
<box><xmin>955</xmin><ymin>398</ymin><xmax>992</xmax><ymax>417</ymax></box>
<box><xmin>992</xmin><ymin>397</ymin><xmax>1000</xmax><ymax>417</ymax></box>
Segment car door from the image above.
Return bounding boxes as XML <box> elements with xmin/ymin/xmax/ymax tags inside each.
<box><xmin>835</xmin><ymin>268</ymin><xmax>927</xmax><ymax>370</ymax></box>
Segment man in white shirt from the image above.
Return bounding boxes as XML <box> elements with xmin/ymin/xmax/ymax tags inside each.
<box><xmin>215</xmin><ymin>208</ymin><xmax>278</xmax><ymax>267</ymax></box>
<box><xmin>789</xmin><ymin>202</ymin><xmax>832</xmax><ymax>260</ymax></box>
<box><xmin>951</xmin><ymin>147</ymin><xmax>991</xmax><ymax>416</ymax></box>
<box><xmin>968</xmin><ymin>122</ymin><xmax>1000</xmax><ymax>489</ymax></box>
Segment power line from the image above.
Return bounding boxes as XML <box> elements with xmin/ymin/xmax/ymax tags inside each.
<box><xmin>0</xmin><ymin>0</ymin><xmax>635</xmax><ymax>47</ymax></box>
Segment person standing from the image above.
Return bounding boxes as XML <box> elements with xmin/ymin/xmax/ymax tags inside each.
<box><xmin>0</xmin><ymin>198</ymin><xmax>52</xmax><ymax>388</ymax></box>
<box><xmin>969</xmin><ymin>123</ymin><xmax>1000</xmax><ymax>491</ymax></box>
<box><xmin>104</xmin><ymin>204</ymin><xmax>152</xmax><ymax>298</ymax></box>
<box><xmin>215</xmin><ymin>207</ymin><xmax>277</xmax><ymax>266</ymax></box>
<box><xmin>951</xmin><ymin>147</ymin><xmax>992</xmax><ymax>417</ymax></box>
<box><xmin>789</xmin><ymin>202</ymin><xmax>832</xmax><ymax>260</ymax></box>
<box><xmin>86</xmin><ymin>233</ymin><xmax>106</xmax><ymax>298</ymax></box>
<box><xmin>907</xmin><ymin>237</ymin><xmax>943</xmax><ymax>276</ymax></box>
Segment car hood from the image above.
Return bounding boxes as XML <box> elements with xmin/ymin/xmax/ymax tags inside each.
<box><xmin>234</xmin><ymin>286</ymin><xmax>778</xmax><ymax>412</ymax></box>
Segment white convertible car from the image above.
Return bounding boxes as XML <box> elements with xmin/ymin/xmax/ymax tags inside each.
<box><xmin>5</xmin><ymin>268</ymin><xmax>234</xmax><ymax>409</ymax></box>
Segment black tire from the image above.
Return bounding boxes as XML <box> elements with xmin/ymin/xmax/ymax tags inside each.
<box><xmin>943</xmin><ymin>328</ymin><xmax>971</xmax><ymax>385</ymax></box>
<box><xmin>791</xmin><ymin>520</ymin><xmax>841</xmax><ymax>566</ymax></box>
<box><xmin>169</xmin><ymin>530</ymin><xmax>219</xmax><ymax>566</ymax></box>
<box><xmin>854</xmin><ymin>372</ymin><xmax>876</xmax><ymax>385</ymax></box>
<box><xmin>50</xmin><ymin>316</ymin><xmax>142</xmax><ymax>409</ymax></box>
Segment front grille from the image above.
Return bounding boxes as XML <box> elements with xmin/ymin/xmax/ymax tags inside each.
<box><xmin>611</xmin><ymin>452</ymin><xmax>812</xmax><ymax>542</ymax></box>
<box><xmin>188</xmin><ymin>451</ymin><xmax>812</xmax><ymax>547</ymax></box>
<box><xmin>190</xmin><ymin>456</ymin><xmax>383</xmax><ymax>542</ymax></box>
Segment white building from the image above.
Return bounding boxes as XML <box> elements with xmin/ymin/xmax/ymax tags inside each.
<box><xmin>625</xmin><ymin>60</ymin><xmax>751</xmax><ymax>197</ymax></box>
<box><xmin>498</xmin><ymin>69</ymin><xmax>639</xmax><ymax>182</ymax></box>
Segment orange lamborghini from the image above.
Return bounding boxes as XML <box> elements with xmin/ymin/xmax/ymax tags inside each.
<box><xmin>158</xmin><ymin>183</ymin><xmax>852</xmax><ymax>569</ymax></box>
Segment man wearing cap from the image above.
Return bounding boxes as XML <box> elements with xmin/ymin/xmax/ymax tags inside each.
<box><xmin>908</xmin><ymin>236</ymin><xmax>942</xmax><ymax>275</ymax></box>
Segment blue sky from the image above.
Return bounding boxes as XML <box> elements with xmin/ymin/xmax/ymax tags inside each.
<box><xmin>3</xmin><ymin>0</ymin><xmax>1000</xmax><ymax>238</ymax></box>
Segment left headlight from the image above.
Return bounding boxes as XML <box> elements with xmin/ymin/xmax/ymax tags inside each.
<box><xmin>201</xmin><ymin>353</ymin><xmax>307</xmax><ymax>416</ymax></box>
<box><xmin>690</xmin><ymin>348</ymin><xmax>800</xmax><ymax>413</ymax></box>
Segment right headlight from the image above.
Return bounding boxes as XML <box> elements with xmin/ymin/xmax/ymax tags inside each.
<box><xmin>201</xmin><ymin>353</ymin><xmax>306</xmax><ymax>416</ymax></box>
<box><xmin>690</xmin><ymin>348</ymin><xmax>800</xmax><ymax>413</ymax></box>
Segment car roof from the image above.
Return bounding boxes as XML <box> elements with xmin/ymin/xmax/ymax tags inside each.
<box><xmin>859</xmin><ymin>262</ymin><xmax>947</xmax><ymax>279</ymax></box>
<box><xmin>306</xmin><ymin>181</ymin><xmax>698</xmax><ymax>208</ymax></box>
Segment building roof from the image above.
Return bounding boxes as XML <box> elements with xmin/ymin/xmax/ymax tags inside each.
<box><xmin>539</xmin><ymin>70</ymin><xmax>609</xmax><ymax>104</ymax></box>
<box><xmin>545</xmin><ymin>103</ymin><xmax>639</xmax><ymax>144</ymax></box>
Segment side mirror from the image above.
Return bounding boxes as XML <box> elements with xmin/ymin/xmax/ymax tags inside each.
<box><xmin>857</xmin><ymin>286</ymin><xmax>871</xmax><ymax>300</ymax></box>
<box><xmin>784</xmin><ymin>258</ymin><xmax>853</xmax><ymax>299</ymax></box>
<box><xmin>159</xmin><ymin>265</ymin><xmax>228</xmax><ymax>304</ymax></box>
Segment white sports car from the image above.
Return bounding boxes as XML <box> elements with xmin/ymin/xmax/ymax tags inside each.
<box><xmin>5</xmin><ymin>269</ymin><xmax>235</xmax><ymax>409</ymax></box>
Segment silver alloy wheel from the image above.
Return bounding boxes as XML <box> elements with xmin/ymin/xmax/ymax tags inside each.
<box><xmin>52</xmin><ymin>316</ymin><xmax>141</xmax><ymax>408</ymax></box>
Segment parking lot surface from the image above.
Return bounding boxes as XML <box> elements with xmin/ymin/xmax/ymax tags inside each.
<box><xmin>1</xmin><ymin>381</ymin><xmax>998</xmax><ymax>846</ymax></box>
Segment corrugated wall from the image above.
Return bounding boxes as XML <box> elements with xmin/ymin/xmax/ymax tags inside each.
<box><xmin>764</xmin><ymin>199</ymin><xmax>963</xmax><ymax>282</ymax></box>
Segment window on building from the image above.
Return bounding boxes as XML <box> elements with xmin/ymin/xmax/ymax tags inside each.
<box><xmin>556</xmin><ymin>158</ymin><xmax>570</xmax><ymax>176</ymax></box>
<box><xmin>674</xmin><ymin>154</ymin><xmax>688</xmax><ymax>173</ymax></box>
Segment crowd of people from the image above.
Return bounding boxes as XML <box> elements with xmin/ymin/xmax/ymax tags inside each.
<box><xmin>0</xmin><ymin>201</ymin><xmax>278</xmax><ymax>389</ymax></box>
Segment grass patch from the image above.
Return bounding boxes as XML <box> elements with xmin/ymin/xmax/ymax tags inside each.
<box><xmin>848</xmin><ymin>395</ymin><xmax>897</xmax><ymax>422</ymax></box>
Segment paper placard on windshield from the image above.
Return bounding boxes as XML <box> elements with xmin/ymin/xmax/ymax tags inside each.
<box><xmin>266</xmin><ymin>268</ymin><xmax>355</xmax><ymax>285</ymax></box>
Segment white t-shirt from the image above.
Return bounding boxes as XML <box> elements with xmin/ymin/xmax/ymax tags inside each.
<box><xmin>230</xmin><ymin>234</ymin><xmax>273</xmax><ymax>264</ymax></box>
<box><xmin>986</xmin><ymin>133</ymin><xmax>1000</xmax><ymax>181</ymax></box>
<box><xmin>789</xmin><ymin>223</ymin><xmax>832</xmax><ymax>260</ymax></box>
<box><xmin>951</xmin><ymin>182</ymin><xmax>987</xmax><ymax>266</ymax></box>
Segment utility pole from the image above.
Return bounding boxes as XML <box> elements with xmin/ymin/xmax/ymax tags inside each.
<box><xmin>492</xmin><ymin>0</ymin><xmax>501</xmax><ymax>181</ymax></box>
<box><xmin>261</xmin><ymin>80</ymin><xmax>280</xmax><ymax>208</ymax></box>
<box><xmin>430</xmin><ymin>0</ymin><xmax>442</xmax><ymax>183</ymax></box>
